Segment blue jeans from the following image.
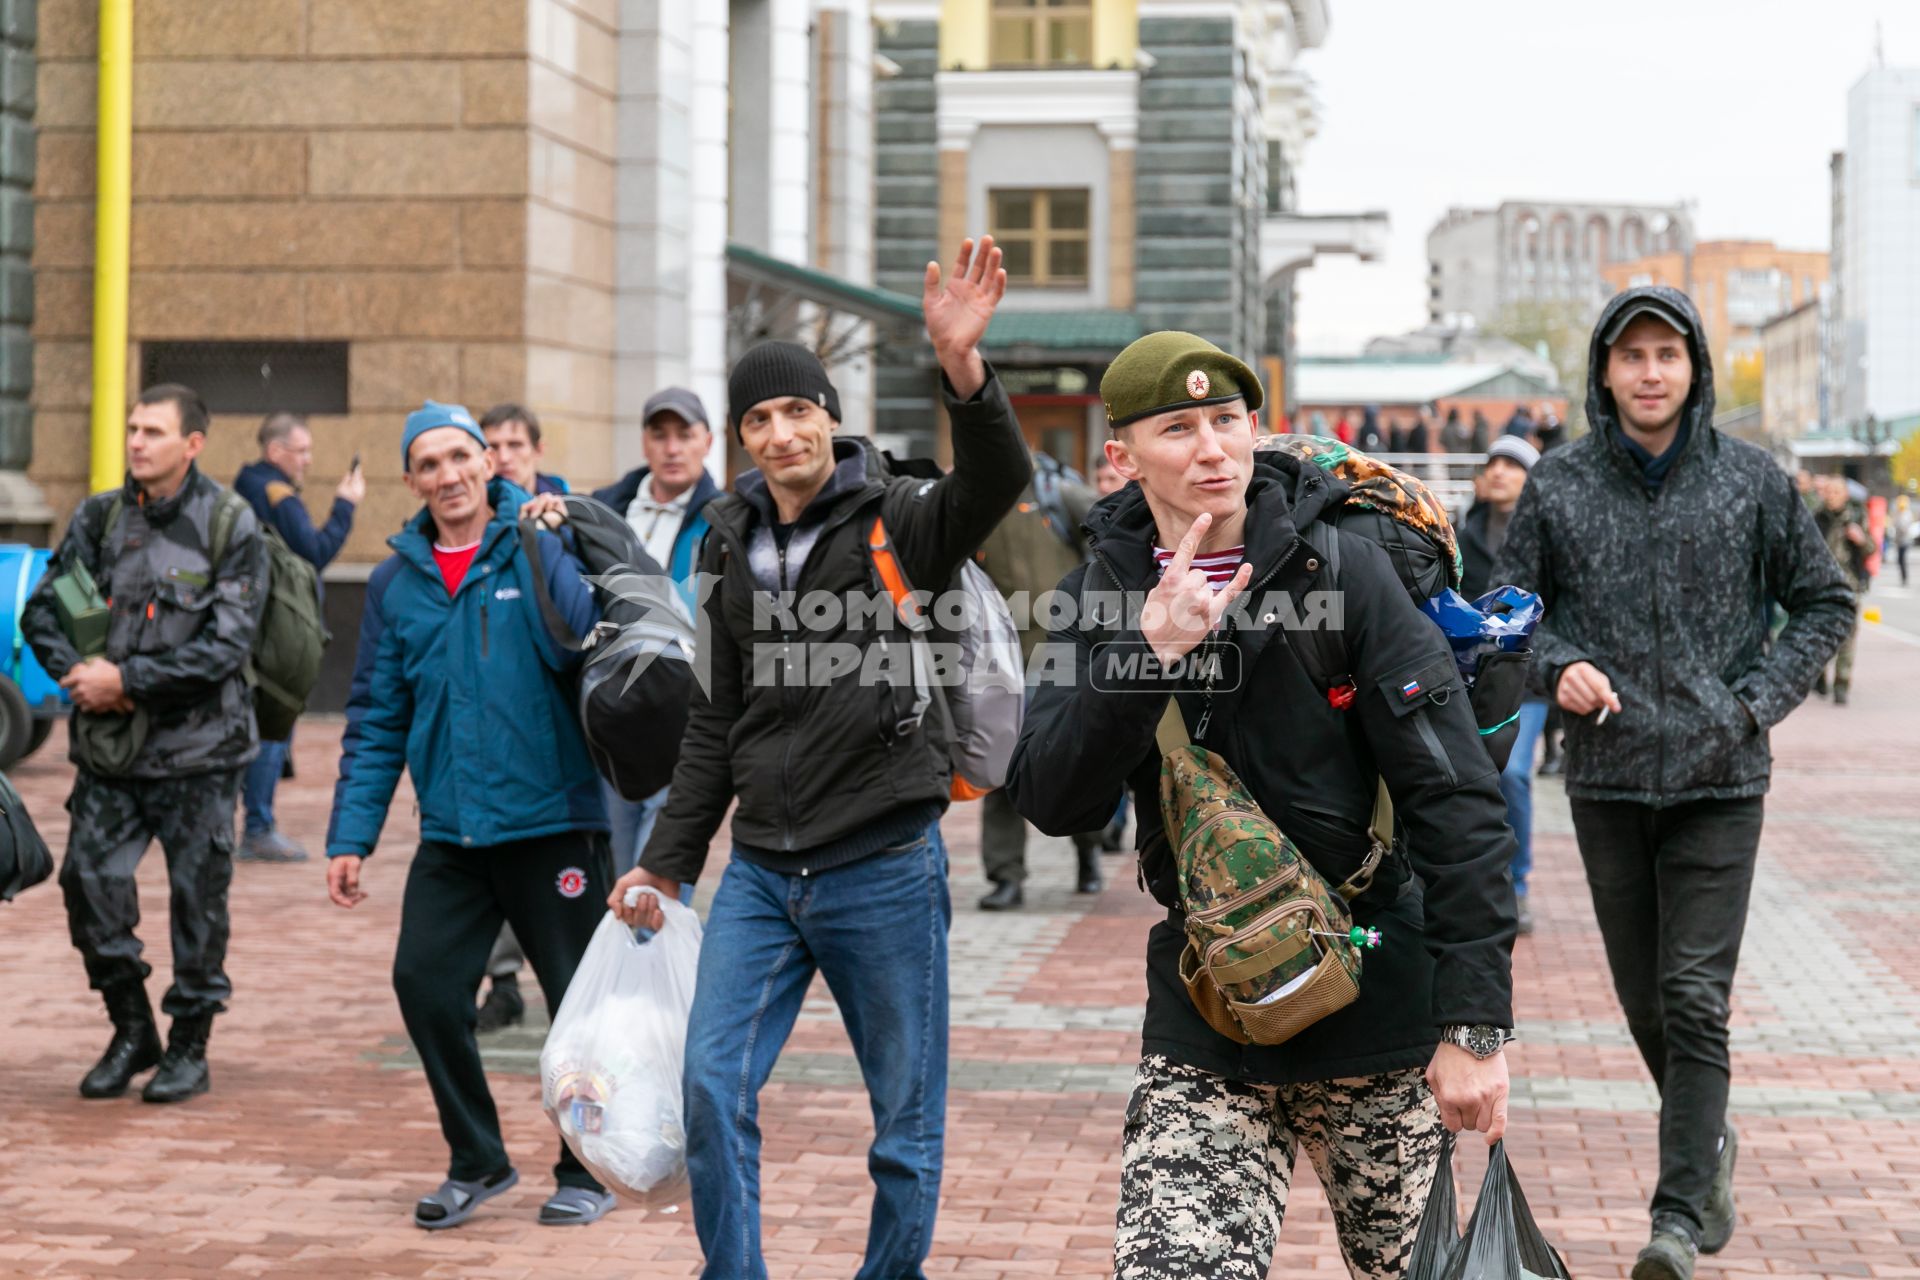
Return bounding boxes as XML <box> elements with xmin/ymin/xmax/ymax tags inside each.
<box><xmin>1499</xmin><ymin>699</ymin><xmax>1549</xmax><ymax>897</ymax></box>
<box><xmin>241</xmin><ymin>736</ymin><xmax>290</xmax><ymax>836</ymax></box>
<box><xmin>604</xmin><ymin>781</ymin><xmax>669</xmax><ymax>877</ymax></box>
<box><xmin>685</xmin><ymin>825</ymin><xmax>951</xmax><ymax>1280</ymax></box>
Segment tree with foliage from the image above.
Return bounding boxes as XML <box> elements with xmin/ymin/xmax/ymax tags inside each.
<box><xmin>1486</xmin><ymin>299</ymin><xmax>1593</xmax><ymax>436</ymax></box>
<box><xmin>1726</xmin><ymin>352</ymin><xmax>1764</xmax><ymax>410</ymax></box>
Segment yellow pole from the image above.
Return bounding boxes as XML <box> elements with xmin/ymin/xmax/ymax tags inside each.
<box><xmin>89</xmin><ymin>0</ymin><xmax>133</xmax><ymax>495</ymax></box>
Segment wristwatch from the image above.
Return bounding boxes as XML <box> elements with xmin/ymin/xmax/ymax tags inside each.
<box><xmin>1439</xmin><ymin>1024</ymin><xmax>1514</xmax><ymax>1059</ymax></box>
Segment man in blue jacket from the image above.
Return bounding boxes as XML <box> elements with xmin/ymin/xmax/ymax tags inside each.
<box><xmin>323</xmin><ymin>401</ymin><xmax>616</xmax><ymax>1232</ymax></box>
<box><xmin>588</xmin><ymin>385</ymin><xmax>720</xmax><ymax>872</ymax></box>
<box><xmin>232</xmin><ymin>411</ymin><xmax>363</xmax><ymax>862</ymax></box>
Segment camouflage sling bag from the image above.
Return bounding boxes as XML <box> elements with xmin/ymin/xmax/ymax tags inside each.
<box><xmin>1158</xmin><ymin>698</ymin><xmax>1382</xmax><ymax>1046</ymax></box>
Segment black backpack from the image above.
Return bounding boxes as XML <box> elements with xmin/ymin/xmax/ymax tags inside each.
<box><xmin>519</xmin><ymin>496</ymin><xmax>697</xmax><ymax>802</ymax></box>
<box><xmin>0</xmin><ymin>770</ymin><xmax>52</xmax><ymax>903</ymax></box>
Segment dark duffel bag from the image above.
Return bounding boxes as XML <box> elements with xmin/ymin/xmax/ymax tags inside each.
<box><xmin>0</xmin><ymin>770</ymin><xmax>53</xmax><ymax>902</ymax></box>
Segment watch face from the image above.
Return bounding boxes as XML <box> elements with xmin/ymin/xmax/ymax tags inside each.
<box><xmin>1470</xmin><ymin>1026</ymin><xmax>1505</xmax><ymax>1057</ymax></box>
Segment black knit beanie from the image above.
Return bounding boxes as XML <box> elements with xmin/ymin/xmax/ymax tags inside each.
<box><xmin>728</xmin><ymin>341</ymin><xmax>840</xmax><ymax>439</ymax></box>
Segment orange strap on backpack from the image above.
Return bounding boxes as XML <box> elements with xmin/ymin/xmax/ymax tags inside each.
<box><xmin>867</xmin><ymin>516</ymin><xmax>990</xmax><ymax>802</ymax></box>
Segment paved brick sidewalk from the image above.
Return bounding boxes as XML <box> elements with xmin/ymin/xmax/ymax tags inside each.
<box><xmin>2</xmin><ymin>622</ymin><xmax>1917</xmax><ymax>1278</ymax></box>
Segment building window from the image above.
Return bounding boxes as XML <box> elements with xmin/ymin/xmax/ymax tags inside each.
<box><xmin>990</xmin><ymin>188</ymin><xmax>1090</xmax><ymax>287</ymax></box>
<box><xmin>140</xmin><ymin>341</ymin><xmax>351</xmax><ymax>415</ymax></box>
<box><xmin>989</xmin><ymin>0</ymin><xmax>1093</xmax><ymax>69</ymax></box>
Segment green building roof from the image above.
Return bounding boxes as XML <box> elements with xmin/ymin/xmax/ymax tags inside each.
<box><xmin>984</xmin><ymin>309</ymin><xmax>1143</xmax><ymax>352</ymax></box>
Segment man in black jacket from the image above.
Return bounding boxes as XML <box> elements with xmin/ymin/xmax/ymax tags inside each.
<box><xmin>1495</xmin><ymin>286</ymin><xmax>1854</xmax><ymax>1279</ymax></box>
<box><xmin>1008</xmin><ymin>331</ymin><xmax>1516</xmax><ymax>1279</ymax></box>
<box><xmin>608</xmin><ymin>237</ymin><xmax>1030</xmax><ymax>1280</ymax></box>
<box><xmin>23</xmin><ymin>384</ymin><xmax>268</xmax><ymax>1105</ymax></box>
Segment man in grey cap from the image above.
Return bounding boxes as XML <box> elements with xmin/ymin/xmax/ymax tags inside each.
<box><xmin>1496</xmin><ymin>286</ymin><xmax>1852</xmax><ymax>1279</ymax></box>
<box><xmin>589</xmin><ymin>387</ymin><xmax>722</xmax><ymax>872</ymax></box>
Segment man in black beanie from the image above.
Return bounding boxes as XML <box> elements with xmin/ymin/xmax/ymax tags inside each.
<box><xmin>610</xmin><ymin>237</ymin><xmax>1031</xmax><ymax>1279</ymax></box>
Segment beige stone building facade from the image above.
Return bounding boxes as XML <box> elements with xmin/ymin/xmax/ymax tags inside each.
<box><xmin>1761</xmin><ymin>295</ymin><xmax>1824</xmax><ymax>444</ymax></box>
<box><xmin>30</xmin><ymin>0</ymin><xmax>624</xmax><ymax>564</ymax></box>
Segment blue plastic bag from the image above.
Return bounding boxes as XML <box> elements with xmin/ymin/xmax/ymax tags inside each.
<box><xmin>1420</xmin><ymin>585</ymin><xmax>1543</xmax><ymax>686</ymax></box>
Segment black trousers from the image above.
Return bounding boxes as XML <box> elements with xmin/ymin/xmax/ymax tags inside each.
<box><xmin>60</xmin><ymin>767</ymin><xmax>241</xmax><ymax>1019</ymax></box>
<box><xmin>1569</xmin><ymin>796</ymin><xmax>1764</xmax><ymax>1232</ymax></box>
<box><xmin>392</xmin><ymin>831</ymin><xmax>611</xmax><ymax>1190</ymax></box>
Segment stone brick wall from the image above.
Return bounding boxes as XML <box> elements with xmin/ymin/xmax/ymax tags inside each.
<box><xmin>871</xmin><ymin>17</ymin><xmax>938</xmax><ymax>454</ymax></box>
<box><xmin>1133</xmin><ymin>16</ymin><xmax>1242</xmax><ymax>352</ymax></box>
<box><xmin>0</xmin><ymin>0</ymin><xmax>33</xmax><ymax>479</ymax></box>
<box><xmin>28</xmin><ymin>0</ymin><xmax>619</xmax><ymax>564</ymax></box>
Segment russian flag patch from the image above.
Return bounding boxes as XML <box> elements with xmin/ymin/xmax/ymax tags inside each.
<box><xmin>1400</xmin><ymin>679</ymin><xmax>1423</xmax><ymax>700</ymax></box>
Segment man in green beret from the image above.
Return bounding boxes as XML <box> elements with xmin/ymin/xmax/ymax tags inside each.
<box><xmin>1007</xmin><ymin>332</ymin><xmax>1519</xmax><ymax>1277</ymax></box>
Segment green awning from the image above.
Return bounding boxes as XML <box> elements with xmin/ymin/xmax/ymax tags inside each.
<box><xmin>725</xmin><ymin>243</ymin><xmax>923</xmax><ymax>326</ymax></box>
<box><xmin>985</xmin><ymin>309</ymin><xmax>1143</xmax><ymax>352</ymax></box>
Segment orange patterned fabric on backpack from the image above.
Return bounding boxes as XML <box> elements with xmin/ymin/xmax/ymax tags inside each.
<box><xmin>1254</xmin><ymin>434</ymin><xmax>1463</xmax><ymax>593</ymax></box>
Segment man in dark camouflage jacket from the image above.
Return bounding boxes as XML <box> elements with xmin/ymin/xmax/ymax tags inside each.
<box><xmin>1496</xmin><ymin>287</ymin><xmax>1853</xmax><ymax>1280</ymax></box>
<box><xmin>22</xmin><ymin>384</ymin><xmax>268</xmax><ymax>1107</ymax></box>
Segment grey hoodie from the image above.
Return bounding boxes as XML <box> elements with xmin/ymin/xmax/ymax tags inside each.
<box><xmin>1493</xmin><ymin>286</ymin><xmax>1854</xmax><ymax>806</ymax></box>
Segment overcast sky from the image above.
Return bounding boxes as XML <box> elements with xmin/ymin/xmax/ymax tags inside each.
<box><xmin>1291</xmin><ymin>0</ymin><xmax>1920</xmax><ymax>354</ymax></box>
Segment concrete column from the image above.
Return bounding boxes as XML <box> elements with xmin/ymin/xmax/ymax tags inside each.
<box><xmin>813</xmin><ymin>0</ymin><xmax>877</xmax><ymax>438</ymax></box>
<box><xmin>689</xmin><ymin>3</ymin><xmax>732</xmax><ymax>470</ymax></box>
<box><xmin>615</xmin><ymin>0</ymin><xmax>694</xmax><ymax>474</ymax></box>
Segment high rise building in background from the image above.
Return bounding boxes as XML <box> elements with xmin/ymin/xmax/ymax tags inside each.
<box><xmin>1425</xmin><ymin>200</ymin><xmax>1694</xmax><ymax>328</ymax></box>
<box><xmin>1838</xmin><ymin>64</ymin><xmax>1920</xmax><ymax>430</ymax></box>
<box><xmin>871</xmin><ymin>0</ymin><xmax>1386</xmax><ymax>468</ymax></box>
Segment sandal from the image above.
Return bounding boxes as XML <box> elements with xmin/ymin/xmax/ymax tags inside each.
<box><xmin>538</xmin><ymin>1185</ymin><xmax>617</xmax><ymax>1226</ymax></box>
<box><xmin>413</xmin><ymin>1166</ymin><xmax>518</xmax><ymax>1230</ymax></box>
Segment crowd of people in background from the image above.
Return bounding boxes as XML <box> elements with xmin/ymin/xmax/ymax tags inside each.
<box><xmin>19</xmin><ymin>250</ymin><xmax>1889</xmax><ymax>1279</ymax></box>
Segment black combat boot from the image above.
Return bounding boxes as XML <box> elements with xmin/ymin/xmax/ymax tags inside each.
<box><xmin>79</xmin><ymin>981</ymin><xmax>164</xmax><ymax>1099</ymax></box>
<box><xmin>142</xmin><ymin>1013</ymin><xmax>213</xmax><ymax>1104</ymax></box>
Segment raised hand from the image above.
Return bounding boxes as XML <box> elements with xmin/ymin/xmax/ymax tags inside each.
<box><xmin>923</xmin><ymin>236</ymin><xmax>1007</xmax><ymax>399</ymax></box>
<box><xmin>1140</xmin><ymin>513</ymin><xmax>1253</xmax><ymax>665</ymax></box>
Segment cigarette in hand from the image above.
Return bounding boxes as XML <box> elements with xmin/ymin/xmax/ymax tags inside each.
<box><xmin>1595</xmin><ymin>707</ymin><xmax>1610</xmax><ymax>726</ymax></box>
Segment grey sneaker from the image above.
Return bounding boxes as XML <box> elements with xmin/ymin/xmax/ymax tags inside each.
<box><xmin>238</xmin><ymin>831</ymin><xmax>310</xmax><ymax>863</ymax></box>
<box><xmin>1632</xmin><ymin>1216</ymin><xmax>1698</xmax><ymax>1280</ymax></box>
<box><xmin>1699</xmin><ymin>1123</ymin><xmax>1739</xmax><ymax>1253</ymax></box>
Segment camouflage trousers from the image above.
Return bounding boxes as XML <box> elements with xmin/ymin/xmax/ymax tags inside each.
<box><xmin>1114</xmin><ymin>1054</ymin><xmax>1443</xmax><ymax>1280</ymax></box>
<box><xmin>60</xmin><ymin>768</ymin><xmax>241</xmax><ymax>1018</ymax></box>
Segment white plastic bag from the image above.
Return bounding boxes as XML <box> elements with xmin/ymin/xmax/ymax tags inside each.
<box><xmin>540</xmin><ymin>888</ymin><xmax>702</xmax><ymax>1205</ymax></box>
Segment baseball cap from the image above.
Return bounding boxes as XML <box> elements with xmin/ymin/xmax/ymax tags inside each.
<box><xmin>1486</xmin><ymin>435</ymin><xmax>1540</xmax><ymax>471</ymax></box>
<box><xmin>642</xmin><ymin>386</ymin><xmax>710</xmax><ymax>428</ymax></box>
<box><xmin>1600</xmin><ymin>298</ymin><xmax>1692</xmax><ymax>347</ymax></box>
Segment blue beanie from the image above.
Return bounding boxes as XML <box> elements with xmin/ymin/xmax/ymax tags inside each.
<box><xmin>402</xmin><ymin>400</ymin><xmax>486</xmax><ymax>471</ymax></box>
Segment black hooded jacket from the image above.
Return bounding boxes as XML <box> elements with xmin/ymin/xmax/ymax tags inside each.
<box><xmin>1493</xmin><ymin>286</ymin><xmax>1855</xmax><ymax>806</ymax></box>
<box><xmin>1007</xmin><ymin>454</ymin><xmax>1517</xmax><ymax>1084</ymax></box>
<box><xmin>637</xmin><ymin>371</ymin><xmax>1031</xmax><ymax>883</ymax></box>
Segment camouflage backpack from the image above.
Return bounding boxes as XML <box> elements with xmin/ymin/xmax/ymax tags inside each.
<box><xmin>1156</xmin><ymin>699</ymin><xmax>1381</xmax><ymax>1046</ymax></box>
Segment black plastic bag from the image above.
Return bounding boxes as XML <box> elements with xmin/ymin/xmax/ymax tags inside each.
<box><xmin>0</xmin><ymin>771</ymin><xmax>53</xmax><ymax>903</ymax></box>
<box><xmin>1408</xmin><ymin>1134</ymin><xmax>1572</xmax><ymax>1280</ymax></box>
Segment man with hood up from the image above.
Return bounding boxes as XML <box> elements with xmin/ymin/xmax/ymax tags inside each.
<box><xmin>1495</xmin><ymin>287</ymin><xmax>1854</xmax><ymax>1279</ymax></box>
